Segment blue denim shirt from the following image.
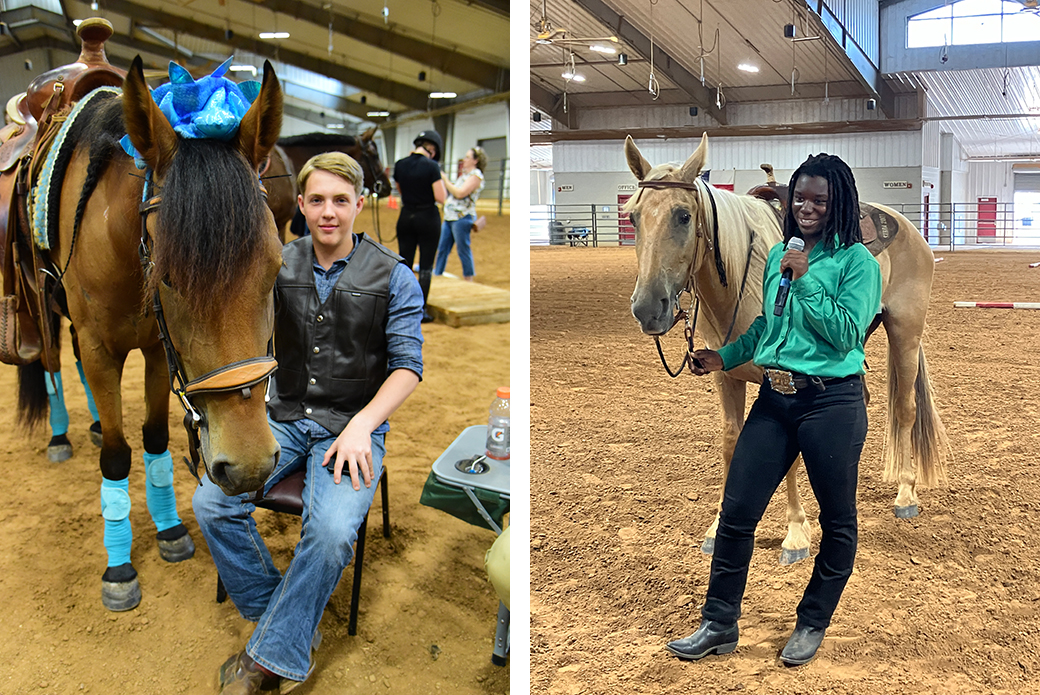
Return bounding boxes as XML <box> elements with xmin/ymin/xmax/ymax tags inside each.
<box><xmin>293</xmin><ymin>234</ymin><xmax>424</xmax><ymax>438</ymax></box>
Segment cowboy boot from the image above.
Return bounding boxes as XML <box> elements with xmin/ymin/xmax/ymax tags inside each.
<box><xmin>418</xmin><ymin>269</ymin><xmax>433</xmax><ymax>323</ymax></box>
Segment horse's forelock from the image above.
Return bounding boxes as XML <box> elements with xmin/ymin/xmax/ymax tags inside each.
<box><xmin>151</xmin><ymin>139</ymin><xmax>270</xmax><ymax>318</ymax></box>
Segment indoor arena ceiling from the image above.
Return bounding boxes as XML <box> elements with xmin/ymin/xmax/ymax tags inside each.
<box><xmin>530</xmin><ymin>0</ymin><xmax>1040</xmax><ymax>158</ymax></box>
<box><xmin>0</xmin><ymin>0</ymin><xmax>510</xmax><ymax>130</ymax></box>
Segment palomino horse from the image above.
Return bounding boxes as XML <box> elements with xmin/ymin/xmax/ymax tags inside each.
<box><xmin>624</xmin><ymin>133</ymin><xmax>948</xmax><ymax>564</ymax></box>
<box><xmin>16</xmin><ymin>57</ymin><xmax>284</xmax><ymax>609</ymax></box>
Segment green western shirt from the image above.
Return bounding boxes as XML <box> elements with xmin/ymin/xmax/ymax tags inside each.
<box><xmin>716</xmin><ymin>236</ymin><xmax>882</xmax><ymax>377</ymax></box>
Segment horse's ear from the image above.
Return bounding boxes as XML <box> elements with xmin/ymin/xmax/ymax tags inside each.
<box><xmin>360</xmin><ymin>126</ymin><xmax>376</xmax><ymax>141</ymax></box>
<box><xmin>122</xmin><ymin>56</ymin><xmax>177</xmax><ymax>173</ymax></box>
<box><xmin>235</xmin><ymin>60</ymin><xmax>283</xmax><ymax>171</ymax></box>
<box><xmin>624</xmin><ymin>135</ymin><xmax>651</xmax><ymax>180</ymax></box>
<box><xmin>679</xmin><ymin>132</ymin><xmax>709</xmax><ymax>181</ymax></box>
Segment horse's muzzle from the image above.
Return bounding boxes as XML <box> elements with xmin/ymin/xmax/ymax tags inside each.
<box><xmin>631</xmin><ymin>294</ymin><xmax>675</xmax><ymax>336</ymax></box>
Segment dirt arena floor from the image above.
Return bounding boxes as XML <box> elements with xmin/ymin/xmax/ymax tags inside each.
<box><xmin>0</xmin><ymin>203</ymin><xmax>510</xmax><ymax>694</ymax></box>
<box><xmin>531</xmin><ymin>247</ymin><xmax>1040</xmax><ymax>694</ymax></box>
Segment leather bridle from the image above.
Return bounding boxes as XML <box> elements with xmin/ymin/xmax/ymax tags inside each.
<box><xmin>635</xmin><ymin>177</ymin><xmax>756</xmax><ymax>378</ymax></box>
<box><xmin>137</xmin><ymin>170</ymin><xmax>277</xmax><ymax>483</ymax></box>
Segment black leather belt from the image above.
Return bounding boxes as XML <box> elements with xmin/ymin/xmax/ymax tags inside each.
<box><xmin>763</xmin><ymin>368</ymin><xmax>859</xmax><ymax>395</ymax></box>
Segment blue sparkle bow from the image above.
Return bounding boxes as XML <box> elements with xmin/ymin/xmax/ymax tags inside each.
<box><xmin>121</xmin><ymin>57</ymin><xmax>261</xmax><ymax>168</ymax></box>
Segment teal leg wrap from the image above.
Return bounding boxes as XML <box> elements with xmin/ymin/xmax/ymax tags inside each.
<box><xmin>76</xmin><ymin>360</ymin><xmax>100</xmax><ymax>422</ymax></box>
<box><xmin>45</xmin><ymin>371</ymin><xmax>69</xmax><ymax>437</ymax></box>
<box><xmin>144</xmin><ymin>450</ymin><xmax>181</xmax><ymax>533</ymax></box>
<box><xmin>101</xmin><ymin>477</ymin><xmax>132</xmax><ymax>567</ymax></box>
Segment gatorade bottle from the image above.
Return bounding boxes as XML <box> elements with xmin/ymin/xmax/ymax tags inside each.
<box><xmin>485</xmin><ymin>387</ymin><xmax>510</xmax><ymax>461</ymax></box>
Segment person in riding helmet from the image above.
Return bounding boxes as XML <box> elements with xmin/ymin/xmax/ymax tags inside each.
<box><xmin>392</xmin><ymin>130</ymin><xmax>446</xmax><ymax>322</ymax></box>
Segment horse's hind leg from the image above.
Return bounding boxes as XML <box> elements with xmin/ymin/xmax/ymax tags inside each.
<box><xmin>141</xmin><ymin>342</ymin><xmax>195</xmax><ymax>563</ymax></box>
<box><xmin>882</xmin><ymin>312</ymin><xmax>924</xmax><ymax>518</ymax></box>
<box><xmin>780</xmin><ymin>457</ymin><xmax>810</xmax><ymax>565</ymax></box>
<box><xmin>70</xmin><ymin>323</ymin><xmax>102</xmax><ymax>446</ymax></box>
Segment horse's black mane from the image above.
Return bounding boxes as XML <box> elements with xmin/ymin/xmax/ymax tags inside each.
<box><xmin>278</xmin><ymin>132</ymin><xmax>359</xmax><ymax>148</ymax></box>
<box><xmin>56</xmin><ymin>92</ymin><xmax>125</xmax><ymax>250</ymax></box>
<box><xmin>65</xmin><ymin>94</ymin><xmax>269</xmax><ymax>319</ymax></box>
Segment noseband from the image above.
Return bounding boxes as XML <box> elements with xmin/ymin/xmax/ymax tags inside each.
<box><xmin>137</xmin><ymin>171</ymin><xmax>277</xmax><ymax>483</ymax></box>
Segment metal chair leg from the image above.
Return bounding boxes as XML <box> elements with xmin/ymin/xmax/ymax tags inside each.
<box><xmin>348</xmin><ymin>514</ymin><xmax>368</xmax><ymax>636</ymax></box>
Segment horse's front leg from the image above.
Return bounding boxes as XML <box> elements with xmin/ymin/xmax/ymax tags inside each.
<box><xmin>79</xmin><ymin>341</ymin><xmax>141</xmax><ymax>612</ymax></box>
<box><xmin>141</xmin><ymin>342</ymin><xmax>195</xmax><ymax>563</ymax></box>
<box><xmin>701</xmin><ymin>373</ymin><xmax>745</xmax><ymax>555</ymax></box>
<box><xmin>780</xmin><ymin>457</ymin><xmax>811</xmax><ymax>565</ymax></box>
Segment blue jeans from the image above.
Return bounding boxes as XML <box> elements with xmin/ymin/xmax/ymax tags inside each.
<box><xmin>702</xmin><ymin>377</ymin><xmax>866</xmax><ymax>630</ymax></box>
<box><xmin>193</xmin><ymin>416</ymin><xmax>385</xmax><ymax>681</ymax></box>
<box><xmin>434</xmin><ymin>215</ymin><xmax>474</xmax><ymax>277</ymax></box>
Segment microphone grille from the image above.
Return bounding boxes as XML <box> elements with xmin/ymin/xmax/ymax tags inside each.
<box><xmin>788</xmin><ymin>237</ymin><xmax>805</xmax><ymax>251</ymax></box>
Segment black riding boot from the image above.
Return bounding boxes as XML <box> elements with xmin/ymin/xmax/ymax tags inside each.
<box><xmin>418</xmin><ymin>269</ymin><xmax>434</xmax><ymax>323</ymax></box>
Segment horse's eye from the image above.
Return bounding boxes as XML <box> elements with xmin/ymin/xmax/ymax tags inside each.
<box><xmin>678</xmin><ymin>210</ymin><xmax>692</xmax><ymax>225</ymax></box>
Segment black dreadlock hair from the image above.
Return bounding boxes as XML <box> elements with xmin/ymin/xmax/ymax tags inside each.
<box><xmin>783</xmin><ymin>153</ymin><xmax>861</xmax><ymax>250</ymax></box>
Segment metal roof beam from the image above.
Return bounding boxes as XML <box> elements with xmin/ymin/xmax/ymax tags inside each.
<box><xmin>239</xmin><ymin>0</ymin><xmax>507</xmax><ymax>92</ymax></box>
<box><xmin>570</xmin><ymin>0</ymin><xmax>728</xmax><ymax>125</ymax></box>
<box><xmin>530</xmin><ymin>119</ymin><xmax>923</xmax><ymax>144</ymax></box>
<box><xmin>531</xmin><ymin>80</ymin><xmax>577</xmax><ymax>130</ymax></box>
<box><xmin>807</xmin><ymin>1</ymin><xmax>896</xmax><ymax>117</ymax></box>
<box><xmin>97</xmin><ymin>0</ymin><xmax>432</xmax><ymax>111</ymax></box>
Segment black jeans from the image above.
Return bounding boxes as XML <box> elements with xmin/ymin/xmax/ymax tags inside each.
<box><xmin>701</xmin><ymin>376</ymin><xmax>867</xmax><ymax>630</ymax></box>
<box><xmin>396</xmin><ymin>206</ymin><xmax>441</xmax><ymax>271</ymax></box>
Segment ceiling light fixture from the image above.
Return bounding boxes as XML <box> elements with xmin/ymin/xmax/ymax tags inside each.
<box><xmin>737</xmin><ymin>63</ymin><xmax>759</xmax><ymax>73</ymax></box>
<box><xmin>589</xmin><ymin>44</ymin><xmax>616</xmax><ymax>54</ymax></box>
<box><xmin>229</xmin><ymin>65</ymin><xmax>258</xmax><ymax>76</ymax></box>
<box><xmin>562</xmin><ymin>71</ymin><xmax>586</xmax><ymax>82</ymax></box>
<box><xmin>327</xmin><ymin>123</ymin><xmax>345</xmax><ymax>129</ymax></box>
<box><xmin>429</xmin><ymin>91</ymin><xmax>457</xmax><ymax>98</ymax></box>
<box><xmin>367</xmin><ymin>111</ymin><xmax>390</xmax><ymax>117</ymax></box>
<box><xmin>259</xmin><ymin>32</ymin><xmax>289</xmax><ymax>39</ymax></box>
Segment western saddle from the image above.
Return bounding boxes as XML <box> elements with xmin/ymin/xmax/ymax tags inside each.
<box><xmin>0</xmin><ymin>18</ymin><xmax>125</xmax><ymax>368</ymax></box>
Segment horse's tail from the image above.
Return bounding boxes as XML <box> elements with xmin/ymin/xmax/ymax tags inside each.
<box><xmin>17</xmin><ymin>359</ymin><xmax>48</xmax><ymax>430</ymax></box>
<box><xmin>883</xmin><ymin>346</ymin><xmax>950</xmax><ymax>487</ymax></box>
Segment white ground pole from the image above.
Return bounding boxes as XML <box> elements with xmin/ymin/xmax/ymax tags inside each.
<box><xmin>954</xmin><ymin>302</ymin><xmax>1040</xmax><ymax>309</ymax></box>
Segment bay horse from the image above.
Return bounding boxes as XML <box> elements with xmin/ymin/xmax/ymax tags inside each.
<box><xmin>17</xmin><ymin>56</ymin><xmax>284</xmax><ymax>610</ymax></box>
<box><xmin>624</xmin><ymin>133</ymin><xmax>949</xmax><ymax>564</ymax></box>
<box><xmin>265</xmin><ymin>129</ymin><xmax>391</xmax><ymax>240</ymax></box>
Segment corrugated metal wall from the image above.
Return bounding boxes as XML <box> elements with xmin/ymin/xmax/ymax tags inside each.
<box><xmin>553</xmin><ymin>130</ymin><xmax>923</xmax><ymax>172</ymax></box>
<box><xmin>820</xmin><ymin>0</ymin><xmax>879</xmax><ymax>66</ymax></box>
<box><xmin>967</xmin><ymin>162</ymin><xmax>1015</xmax><ymax>203</ymax></box>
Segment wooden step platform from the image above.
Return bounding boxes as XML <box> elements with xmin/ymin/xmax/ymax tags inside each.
<box><xmin>428</xmin><ymin>275</ymin><xmax>510</xmax><ymax>327</ymax></box>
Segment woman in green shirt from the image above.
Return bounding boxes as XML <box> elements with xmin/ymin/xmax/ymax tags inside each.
<box><xmin>664</xmin><ymin>154</ymin><xmax>882</xmax><ymax>667</ymax></box>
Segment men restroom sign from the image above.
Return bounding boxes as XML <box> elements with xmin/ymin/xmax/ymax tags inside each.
<box><xmin>557</xmin><ymin>184</ymin><xmax>573</xmax><ymax>192</ymax></box>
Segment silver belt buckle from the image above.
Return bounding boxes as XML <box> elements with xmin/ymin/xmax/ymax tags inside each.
<box><xmin>765</xmin><ymin>369</ymin><xmax>797</xmax><ymax>395</ymax></box>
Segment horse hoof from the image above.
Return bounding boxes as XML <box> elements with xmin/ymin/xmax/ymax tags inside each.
<box><xmin>157</xmin><ymin>527</ymin><xmax>196</xmax><ymax>563</ymax></box>
<box><xmin>779</xmin><ymin>547</ymin><xmax>809</xmax><ymax>565</ymax></box>
<box><xmin>894</xmin><ymin>504</ymin><xmax>919</xmax><ymax>519</ymax></box>
<box><xmin>102</xmin><ymin>578</ymin><xmax>141</xmax><ymax>612</ymax></box>
<box><xmin>89</xmin><ymin>421</ymin><xmax>103</xmax><ymax>447</ymax></box>
<box><xmin>47</xmin><ymin>435</ymin><xmax>73</xmax><ymax>463</ymax></box>
<box><xmin>700</xmin><ymin>538</ymin><xmax>715</xmax><ymax>555</ymax></box>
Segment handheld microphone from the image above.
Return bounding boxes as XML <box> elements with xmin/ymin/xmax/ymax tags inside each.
<box><xmin>773</xmin><ymin>236</ymin><xmax>805</xmax><ymax>316</ymax></box>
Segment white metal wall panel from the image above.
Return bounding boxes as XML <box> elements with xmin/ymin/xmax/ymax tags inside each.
<box><xmin>452</xmin><ymin>103</ymin><xmax>510</xmax><ymax>166</ymax></box>
<box><xmin>579</xmin><ymin>106</ymin><xmax>716</xmax><ymax>131</ymax></box>
<box><xmin>967</xmin><ymin>161</ymin><xmax>1014</xmax><ymax>203</ymax></box>
<box><xmin>821</xmin><ymin>0</ymin><xmax>879</xmax><ymax>65</ymax></box>
<box><xmin>729</xmin><ymin>98</ymin><xmax>884</xmax><ymax>126</ymax></box>
<box><xmin>553</xmin><ymin>131</ymin><xmax>923</xmax><ymax>173</ymax></box>
<box><xmin>921</xmin><ymin>120</ymin><xmax>940</xmax><ymax>170</ymax></box>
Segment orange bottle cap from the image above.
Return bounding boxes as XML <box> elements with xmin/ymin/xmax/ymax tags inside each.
<box><xmin>496</xmin><ymin>386</ymin><xmax>510</xmax><ymax>399</ymax></box>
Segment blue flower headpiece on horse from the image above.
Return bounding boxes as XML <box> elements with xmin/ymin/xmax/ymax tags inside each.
<box><xmin>120</xmin><ymin>57</ymin><xmax>261</xmax><ymax>168</ymax></box>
